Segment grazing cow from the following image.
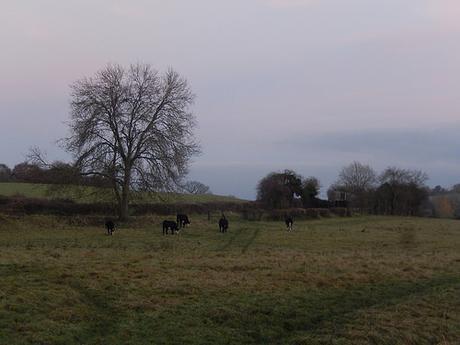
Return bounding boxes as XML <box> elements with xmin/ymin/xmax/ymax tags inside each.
<box><xmin>218</xmin><ymin>217</ymin><xmax>229</xmax><ymax>233</ymax></box>
<box><xmin>176</xmin><ymin>214</ymin><xmax>190</xmax><ymax>229</ymax></box>
<box><xmin>285</xmin><ymin>217</ymin><xmax>293</xmax><ymax>231</ymax></box>
<box><xmin>163</xmin><ymin>220</ymin><xmax>179</xmax><ymax>235</ymax></box>
<box><xmin>105</xmin><ymin>219</ymin><xmax>115</xmax><ymax>236</ymax></box>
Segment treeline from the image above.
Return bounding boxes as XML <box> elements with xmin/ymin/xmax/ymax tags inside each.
<box><xmin>0</xmin><ymin>162</ymin><xmax>110</xmax><ymax>187</ymax></box>
<box><xmin>2</xmin><ymin>160</ymin><xmax>458</xmax><ymax>219</ymax></box>
<box><xmin>0</xmin><ymin>162</ymin><xmax>212</xmax><ymax>196</ymax></box>
<box><xmin>430</xmin><ymin>184</ymin><xmax>460</xmax><ymax>195</ymax></box>
<box><xmin>257</xmin><ymin>162</ymin><xmax>438</xmax><ymax>216</ymax></box>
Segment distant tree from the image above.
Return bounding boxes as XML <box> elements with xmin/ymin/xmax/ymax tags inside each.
<box><xmin>379</xmin><ymin>167</ymin><xmax>427</xmax><ymax>187</ymax></box>
<box><xmin>282</xmin><ymin>170</ymin><xmax>303</xmax><ymax>197</ymax></box>
<box><xmin>451</xmin><ymin>184</ymin><xmax>460</xmax><ymax>193</ymax></box>
<box><xmin>431</xmin><ymin>185</ymin><xmax>447</xmax><ymax>195</ymax></box>
<box><xmin>183</xmin><ymin>180</ymin><xmax>211</xmax><ymax>194</ymax></box>
<box><xmin>65</xmin><ymin>63</ymin><xmax>200</xmax><ymax>220</ymax></box>
<box><xmin>257</xmin><ymin>170</ymin><xmax>322</xmax><ymax>209</ymax></box>
<box><xmin>0</xmin><ymin>164</ymin><xmax>11</xmax><ymax>182</ymax></box>
<box><xmin>27</xmin><ymin>147</ymin><xmax>112</xmax><ymax>188</ymax></box>
<box><xmin>12</xmin><ymin>162</ymin><xmax>44</xmax><ymax>183</ymax></box>
<box><xmin>257</xmin><ymin>170</ymin><xmax>302</xmax><ymax>209</ymax></box>
<box><xmin>334</xmin><ymin>161</ymin><xmax>377</xmax><ymax>211</ymax></box>
<box><xmin>337</xmin><ymin>161</ymin><xmax>377</xmax><ymax>193</ymax></box>
<box><xmin>376</xmin><ymin>167</ymin><xmax>428</xmax><ymax>215</ymax></box>
<box><xmin>300</xmin><ymin>177</ymin><xmax>320</xmax><ymax>208</ymax></box>
<box><xmin>44</xmin><ymin>161</ymin><xmax>82</xmax><ymax>185</ymax></box>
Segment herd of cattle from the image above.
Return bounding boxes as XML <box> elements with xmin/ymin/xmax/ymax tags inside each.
<box><xmin>105</xmin><ymin>214</ymin><xmax>294</xmax><ymax>235</ymax></box>
<box><xmin>161</xmin><ymin>214</ymin><xmax>230</xmax><ymax>235</ymax></box>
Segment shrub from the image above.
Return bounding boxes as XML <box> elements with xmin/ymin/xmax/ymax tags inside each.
<box><xmin>330</xmin><ymin>208</ymin><xmax>348</xmax><ymax>217</ymax></box>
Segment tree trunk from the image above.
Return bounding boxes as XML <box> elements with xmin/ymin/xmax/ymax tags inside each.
<box><xmin>119</xmin><ymin>191</ymin><xmax>129</xmax><ymax>221</ymax></box>
<box><xmin>119</xmin><ymin>168</ymin><xmax>131</xmax><ymax>221</ymax></box>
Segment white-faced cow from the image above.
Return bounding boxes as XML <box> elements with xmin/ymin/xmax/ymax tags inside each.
<box><xmin>163</xmin><ymin>220</ymin><xmax>179</xmax><ymax>235</ymax></box>
<box><xmin>285</xmin><ymin>216</ymin><xmax>293</xmax><ymax>231</ymax></box>
<box><xmin>176</xmin><ymin>214</ymin><xmax>190</xmax><ymax>229</ymax></box>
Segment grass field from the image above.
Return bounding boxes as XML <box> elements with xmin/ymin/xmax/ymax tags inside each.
<box><xmin>0</xmin><ymin>215</ymin><xmax>459</xmax><ymax>344</ymax></box>
<box><xmin>0</xmin><ymin>182</ymin><xmax>245</xmax><ymax>204</ymax></box>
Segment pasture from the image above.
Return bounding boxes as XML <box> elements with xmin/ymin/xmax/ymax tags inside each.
<box><xmin>0</xmin><ymin>215</ymin><xmax>459</xmax><ymax>344</ymax></box>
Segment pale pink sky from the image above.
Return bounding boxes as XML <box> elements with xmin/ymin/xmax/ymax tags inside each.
<box><xmin>0</xmin><ymin>0</ymin><xmax>459</xmax><ymax>198</ymax></box>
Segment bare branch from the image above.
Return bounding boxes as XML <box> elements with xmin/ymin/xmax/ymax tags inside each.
<box><xmin>64</xmin><ymin>63</ymin><xmax>200</xmax><ymax>219</ymax></box>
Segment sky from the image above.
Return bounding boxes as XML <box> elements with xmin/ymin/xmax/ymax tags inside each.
<box><xmin>0</xmin><ymin>0</ymin><xmax>459</xmax><ymax>199</ymax></box>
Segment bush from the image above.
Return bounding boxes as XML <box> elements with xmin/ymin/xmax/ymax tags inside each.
<box><xmin>330</xmin><ymin>208</ymin><xmax>348</xmax><ymax>217</ymax></box>
<box><xmin>319</xmin><ymin>209</ymin><xmax>331</xmax><ymax>217</ymax></box>
<box><xmin>241</xmin><ymin>209</ymin><xmax>265</xmax><ymax>221</ymax></box>
<box><xmin>0</xmin><ymin>195</ymin><xmax>351</xmax><ymax>222</ymax></box>
<box><xmin>0</xmin><ymin>196</ymin><xmax>116</xmax><ymax>216</ymax></box>
<box><xmin>0</xmin><ymin>196</ymin><xmax>254</xmax><ymax>217</ymax></box>
<box><xmin>131</xmin><ymin>201</ymin><xmax>254</xmax><ymax>216</ymax></box>
<box><xmin>262</xmin><ymin>208</ymin><xmax>334</xmax><ymax>221</ymax></box>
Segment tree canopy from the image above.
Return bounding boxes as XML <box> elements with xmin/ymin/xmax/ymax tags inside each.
<box><xmin>66</xmin><ymin>63</ymin><xmax>200</xmax><ymax>219</ymax></box>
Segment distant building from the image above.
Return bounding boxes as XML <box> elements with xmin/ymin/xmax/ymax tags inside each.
<box><xmin>329</xmin><ymin>190</ymin><xmax>349</xmax><ymax>208</ymax></box>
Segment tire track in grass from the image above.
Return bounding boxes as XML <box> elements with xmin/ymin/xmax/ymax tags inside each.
<box><xmin>217</xmin><ymin>226</ymin><xmax>244</xmax><ymax>251</ymax></box>
<box><xmin>241</xmin><ymin>228</ymin><xmax>260</xmax><ymax>254</ymax></box>
<box><xmin>0</xmin><ymin>265</ymin><xmax>126</xmax><ymax>345</ymax></box>
<box><xmin>67</xmin><ymin>281</ymin><xmax>125</xmax><ymax>344</ymax></box>
<box><xmin>139</xmin><ymin>275</ymin><xmax>460</xmax><ymax>345</ymax></box>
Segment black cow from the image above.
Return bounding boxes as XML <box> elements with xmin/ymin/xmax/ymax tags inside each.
<box><xmin>176</xmin><ymin>214</ymin><xmax>190</xmax><ymax>229</ymax></box>
<box><xmin>163</xmin><ymin>220</ymin><xmax>179</xmax><ymax>235</ymax></box>
<box><xmin>285</xmin><ymin>217</ymin><xmax>293</xmax><ymax>231</ymax></box>
<box><xmin>218</xmin><ymin>217</ymin><xmax>229</xmax><ymax>233</ymax></box>
<box><xmin>105</xmin><ymin>220</ymin><xmax>115</xmax><ymax>235</ymax></box>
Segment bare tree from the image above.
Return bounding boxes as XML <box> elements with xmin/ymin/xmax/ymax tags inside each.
<box><xmin>65</xmin><ymin>63</ymin><xmax>200</xmax><ymax>220</ymax></box>
<box><xmin>337</xmin><ymin>161</ymin><xmax>377</xmax><ymax>193</ymax></box>
<box><xmin>183</xmin><ymin>180</ymin><xmax>211</xmax><ymax>194</ymax></box>
<box><xmin>333</xmin><ymin>161</ymin><xmax>377</xmax><ymax>212</ymax></box>
<box><xmin>377</xmin><ymin>167</ymin><xmax>428</xmax><ymax>215</ymax></box>
<box><xmin>379</xmin><ymin>167</ymin><xmax>428</xmax><ymax>187</ymax></box>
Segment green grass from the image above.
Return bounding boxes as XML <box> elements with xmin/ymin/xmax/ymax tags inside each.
<box><xmin>0</xmin><ymin>215</ymin><xmax>459</xmax><ymax>344</ymax></box>
<box><xmin>0</xmin><ymin>182</ymin><xmax>245</xmax><ymax>204</ymax></box>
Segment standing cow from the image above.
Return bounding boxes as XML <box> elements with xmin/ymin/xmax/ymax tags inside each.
<box><xmin>285</xmin><ymin>216</ymin><xmax>293</xmax><ymax>231</ymax></box>
<box><xmin>105</xmin><ymin>219</ymin><xmax>115</xmax><ymax>236</ymax></box>
<box><xmin>176</xmin><ymin>214</ymin><xmax>190</xmax><ymax>229</ymax></box>
<box><xmin>218</xmin><ymin>216</ymin><xmax>229</xmax><ymax>233</ymax></box>
<box><xmin>163</xmin><ymin>220</ymin><xmax>179</xmax><ymax>235</ymax></box>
